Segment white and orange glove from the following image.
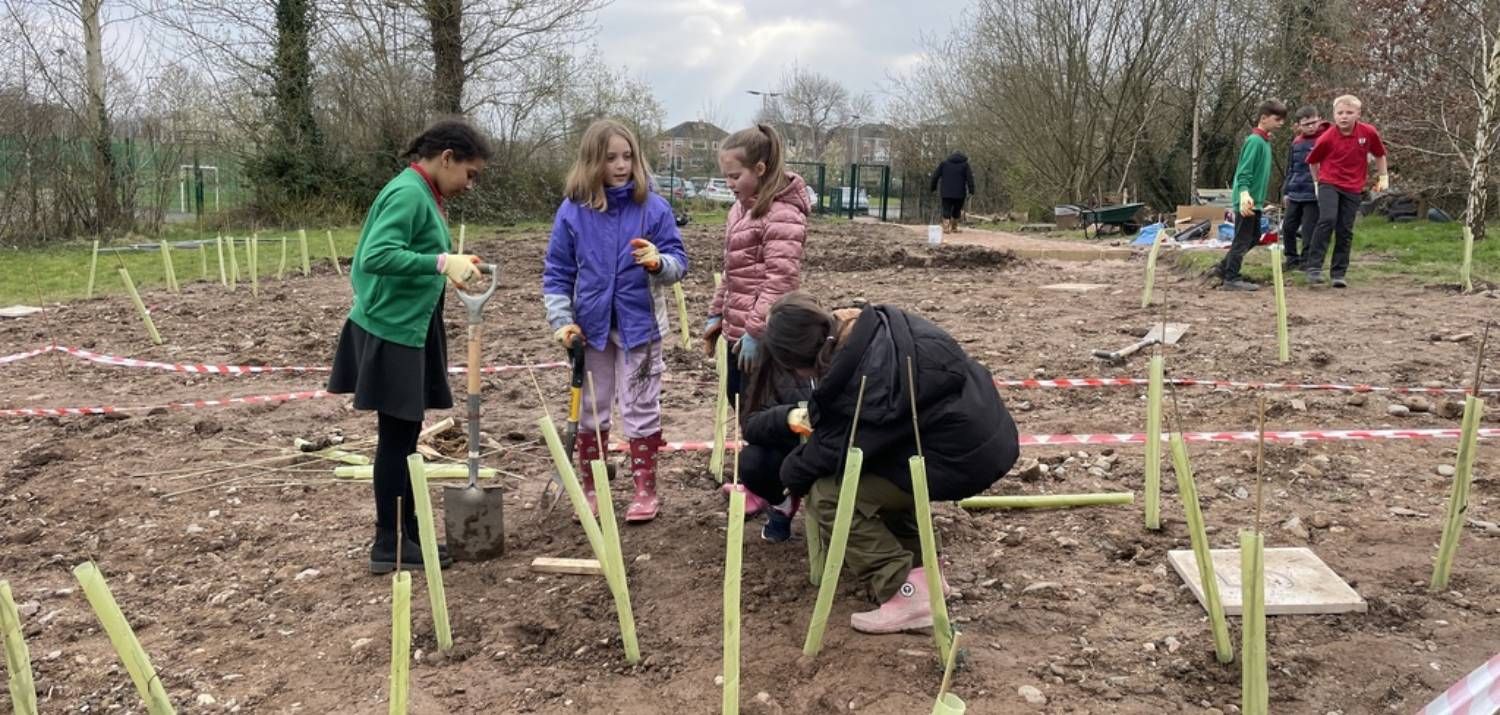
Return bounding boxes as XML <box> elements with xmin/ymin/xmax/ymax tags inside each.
<box><xmin>1375</xmin><ymin>174</ymin><xmax>1390</xmax><ymax>192</ymax></box>
<box><xmin>629</xmin><ymin>238</ymin><xmax>661</xmax><ymax>273</ymax></box>
<box><xmin>553</xmin><ymin>324</ymin><xmax>583</xmax><ymax>349</ymax></box>
<box><xmin>787</xmin><ymin>407</ymin><xmax>812</xmax><ymax>436</ymax></box>
<box><xmin>1238</xmin><ymin>191</ymin><xmax>1255</xmax><ymax>217</ymax></box>
<box><xmin>440</xmin><ymin>254</ymin><xmax>481</xmax><ymax>287</ymax></box>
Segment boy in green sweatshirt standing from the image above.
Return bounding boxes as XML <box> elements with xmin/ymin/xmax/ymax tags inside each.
<box><xmin>1215</xmin><ymin>100</ymin><xmax>1288</xmax><ymax>291</ymax></box>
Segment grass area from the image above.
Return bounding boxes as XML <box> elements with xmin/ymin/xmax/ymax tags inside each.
<box><xmin>1172</xmin><ymin>218</ymin><xmax>1500</xmax><ymax>287</ymax></box>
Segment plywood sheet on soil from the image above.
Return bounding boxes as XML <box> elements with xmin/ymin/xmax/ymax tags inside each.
<box><xmin>1041</xmin><ymin>283</ymin><xmax>1110</xmax><ymax>292</ymax></box>
<box><xmin>1169</xmin><ymin>547</ymin><xmax>1368</xmax><ymax>616</ymax></box>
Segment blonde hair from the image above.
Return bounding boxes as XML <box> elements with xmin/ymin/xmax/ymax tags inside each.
<box><xmin>565</xmin><ymin>119</ymin><xmax>652</xmax><ymax>211</ymax></box>
<box><xmin>1333</xmin><ymin>95</ymin><xmax>1363</xmax><ymax>110</ymax></box>
<box><xmin>720</xmin><ymin>123</ymin><xmax>790</xmax><ymax>218</ymax></box>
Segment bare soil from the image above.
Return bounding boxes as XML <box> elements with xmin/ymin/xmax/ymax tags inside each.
<box><xmin>3</xmin><ymin>219</ymin><xmax>1499</xmax><ymax>714</ymax></box>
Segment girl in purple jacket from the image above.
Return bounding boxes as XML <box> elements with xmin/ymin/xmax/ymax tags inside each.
<box><xmin>543</xmin><ymin>119</ymin><xmax>688</xmax><ymax>523</ymax></box>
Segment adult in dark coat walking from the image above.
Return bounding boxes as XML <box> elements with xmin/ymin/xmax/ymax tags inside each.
<box><xmin>763</xmin><ymin>292</ymin><xmax>1020</xmax><ymax>635</ymax></box>
<box><xmin>929</xmin><ymin>152</ymin><xmax>976</xmax><ymax>233</ymax></box>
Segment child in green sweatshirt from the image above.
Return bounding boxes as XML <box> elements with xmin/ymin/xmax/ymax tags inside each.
<box><xmin>1215</xmin><ymin>100</ymin><xmax>1288</xmax><ymax>291</ymax></box>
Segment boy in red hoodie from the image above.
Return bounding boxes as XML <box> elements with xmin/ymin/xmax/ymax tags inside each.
<box><xmin>1303</xmin><ymin>95</ymin><xmax>1390</xmax><ymax>288</ymax></box>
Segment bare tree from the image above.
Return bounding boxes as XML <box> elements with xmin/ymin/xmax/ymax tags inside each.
<box><xmin>773</xmin><ymin>63</ymin><xmax>865</xmax><ymax>161</ymax></box>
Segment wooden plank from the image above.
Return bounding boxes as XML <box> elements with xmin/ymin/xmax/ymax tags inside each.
<box><xmin>529</xmin><ymin>557</ymin><xmax>604</xmax><ymax>576</ymax></box>
<box><xmin>1168</xmin><ymin>547</ymin><xmax>1367</xmax><ymax>616</ymax></box>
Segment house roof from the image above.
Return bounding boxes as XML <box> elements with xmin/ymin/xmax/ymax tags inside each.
<box><xmin>662</xmin><ymin>121</ymin><xmax>729</xmax><ymax>140</ymax></box>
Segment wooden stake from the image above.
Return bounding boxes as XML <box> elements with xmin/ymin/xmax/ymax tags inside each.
<box><xmin>86</xmin><ymin>239</ymin><xmax>100</xmax><ymax>298</ymax></box>
<box><xmin>1170</xmin><ymin>433</ymin><xmax>1234</xmax><ymax>663</ymax></box>
<box><xmin>1145</xmin><ymin>354</ymin><xmax>1164</xmax><ymax>529</ymax></box>
<box><xmin>1254</xmin><ymin>396</ymin><xmax>1267</xmax><ymax>533</ymax></box>
<box><xmin>456</xmin><ymin>222</ymin><xmax>466</xmax><ymax>254</ymax></box>
<box><xmin>1270</xmin><ymin>245</ymin><xmax>1290</xmax><ymax>362</ymax></box>
<box><xmin>298</xmin><ymin>228</ymin><xmax>311</xmax><ymax>275</ymax></box>
<box><xmin>118</xmin><ymin>267</ymin><xmax>163</xmax><ymax>345</ymax></box>
<box><xmin>326</xmin><ymin>230</ymin><xmax>342</xmax><ymax>275</ymax></box>
<box><xmin>388</xmin><ymin>571</ymin><xmax>411</xmax><ymax>715</ymax></box>
<box><xmin>73</xmin><ymin>562</ymin><xmax>176</xmax><ymax>714</ymax></box>
<box><xmin>333</xmin><ymin>464</ymin><xmax>494</xmax><ymax>479</ymax></box>
<box><xmin>803</xmin><ymin>377</ymin><xmax>869</xmax><ymax>657</ymax></box>
<box><xmin>528</xmin><ymin>557</ymin><xmax>603</xmax><ymax>576</ymax></box>
<box><xmin>0</xmin><ymin>580</ymin><xmax>38</xmax><ymax>715</ymax></box>
<box><xmin>404</xmin><ymin>454</ymin><xmax>453</xmax><ymax>651</ymax></box>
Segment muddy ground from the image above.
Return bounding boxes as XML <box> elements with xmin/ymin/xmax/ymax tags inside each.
<box><xmin>2</xmin><ymin>220</ymin><xmax>1499</xmax><ymax>714</ymax></box>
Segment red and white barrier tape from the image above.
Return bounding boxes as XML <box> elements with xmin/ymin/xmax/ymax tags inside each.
<box><xmin>5</xmin><ymin>343</ymin><xmax>1497</xmax><ymax>396</ymax></box>
<box><xmin>996</xmin><ymin>376</ymin><xmax>1500</xmax><ymax>396</ymax></box>
<box><xmin>1421</xmin><ymin>652</ymin><xmax>1500</xmax><ymax>715</ymax></box>
<box><xmin>0</xmin><ymin>389</ymin><xmax>334</xmax><ymax>417</ymax></box>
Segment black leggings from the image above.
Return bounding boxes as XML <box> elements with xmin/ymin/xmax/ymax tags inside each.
<box><xmin>374</xmin><ymin>412</ymin><xmax>422</xmax><ymax>534</ymax></box>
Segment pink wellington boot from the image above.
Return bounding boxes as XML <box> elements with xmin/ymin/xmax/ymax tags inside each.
<box><xmin>850</xmin><ymin>567</ymin><xmax>935</xmax><ymax>635</ymax></box>
<box><xmin>572</xmin><ymin>430</ymin><xmax>606</xmax><ymax>521</ymax></box>
<box><xmin>625</xmin><ymin>432</ymin><xmax>662</xmax><ymax>523</ymax></box>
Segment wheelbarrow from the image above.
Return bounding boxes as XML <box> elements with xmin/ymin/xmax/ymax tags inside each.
<box><xmin>1079</xmin><ymin>202</ymin><xmax>1147</xmax><ymax>238</ymax></box>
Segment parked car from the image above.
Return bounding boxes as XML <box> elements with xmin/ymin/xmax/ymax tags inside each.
<box><xmin>830</xmin><ymin>186</ymin><xmax>870</xmax><ymax>211</ymax></box>
<box><xmin>699</xmin><ymin>178</ymin><xmax>735</xmax><ymax>203</ymax></box>
<box><xmin>651</xmin><ymin>175</ymin><xmax>693</xmax><ymax>200</ymax></box>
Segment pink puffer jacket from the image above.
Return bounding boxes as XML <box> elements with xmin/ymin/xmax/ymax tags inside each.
<box><xmin>710</xmin><ymin>172</ymin><xmax>810</xmax><ymax>341</ymax></box>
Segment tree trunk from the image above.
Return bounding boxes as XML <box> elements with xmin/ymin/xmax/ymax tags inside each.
<box><xmin>270</xmin><ymin>0</ymin><xmax>324</xmax><ymax>199</ymax></box>
<box><xmin>82</xmin><ymin>0</ymin><xmax>118</xmax><ymax>230</ymax></box>
<box><xmin>1465</xmin><ymin>28</ymin><xmax>1500</xmax><ymax>247</ymax></box>
<box><xmin>428</xmin><ymin>0</ymin><xmax>464</xmax><ymax>115</ymax></box>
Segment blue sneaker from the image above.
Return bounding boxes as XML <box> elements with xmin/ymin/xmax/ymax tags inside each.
<box><xmin>762</xmin><ymin>508</ymin><xmax>793</xmax><ymax>543</ymax></box>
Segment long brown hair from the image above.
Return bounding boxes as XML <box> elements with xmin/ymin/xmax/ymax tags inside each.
<box><xmin>764</xmin><ymin>292</ymin><xmax>840</xmax><ymax>375</ymax></box>
<box><xmin>720</xmin><ymin>123</ymin><xmax>790</xmax><ymax>218</ymax></box>
<box><xmin>565</xmin><ymin>119</ymin><xmax>652</xmax><ymax>211</ymax></box>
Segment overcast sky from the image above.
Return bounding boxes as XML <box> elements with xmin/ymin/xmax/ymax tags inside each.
<box><xmin>593</xmin><ymin>0</ymin><xmax>970</xmax><ymax>130</ymax></box>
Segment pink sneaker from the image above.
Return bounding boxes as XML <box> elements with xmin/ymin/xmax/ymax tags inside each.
<box><xmin>851</xmin><ymin>567</ymin><xmax>935</xmax><ymax>634</ymax></box>
<box><xmin>720</xmin><ymin>483</ymin><xmax>768</xmax><ymax>517</ymax></box>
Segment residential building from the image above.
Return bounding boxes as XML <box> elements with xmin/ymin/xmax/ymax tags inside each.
<box><xmin>655</xmin><ymin>121</ymin><xmax>729</xmax><ymax>174</ymax></box>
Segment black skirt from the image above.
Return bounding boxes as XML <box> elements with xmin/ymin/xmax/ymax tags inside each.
<box><xmin>328</xmin><ymin>296</ymin><xmax>453</xmax><ymax>423</ymax></box>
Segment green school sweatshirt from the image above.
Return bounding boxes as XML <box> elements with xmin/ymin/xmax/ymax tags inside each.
<box><xmin>347</xmin><ymin>168</ymin><xmax>451</xmax><ymax>347</ymax></box>
<box><xmin>1231</xmin><ymin>130</ymin><xmax>1273</xmax><ymax>210</ymax></box>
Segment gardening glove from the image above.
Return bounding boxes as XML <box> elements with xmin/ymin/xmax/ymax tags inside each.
<box><xmin>554</xmin><ymin>324</ymin><xmax>584</xmax><ymax>350</ymax></box>
<box><xmin>703</xmin><ymin>316</ymin><xmax>722</xmax><ymax>356</ymax></box>
<box><xmin>736</xmin><ymin>333</ymin><xmax>762</xmax><ymax>372</ymax></box>
<box><xmin>629</xmin><ymin>238</ymin><xmax>662</xmax><ymax>273</ymax></box>
<box><xmin>787</xmin><ymin>407</ymin><xmax>812</xmax><ymax>436</ymax></box>
<box><xmin>1375</xmin><ymin>174</ymin><xmax>1390</xmax><ymax>193</ymax></box>
<box><xmin>1238</xmin><ymin>191</ymin><xmax>1255</xmax><ymax>217</ymax></box>
<box><xmin>440</xmin><ymin>254</ymin><xmax>481</xmax><ymax>287</ymax></box>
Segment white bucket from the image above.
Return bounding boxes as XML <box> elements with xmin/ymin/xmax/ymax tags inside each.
<box><xmin>927</xmin><ymin>224</ymin><xmax>943</xmax><ymax>246</ymax></box>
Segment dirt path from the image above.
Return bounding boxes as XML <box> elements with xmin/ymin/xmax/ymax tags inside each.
<box><xmin>898</xmin><ymin>222</ymin><xmax>1133</xmax><ymax>261</ymax></box>
<box><xmin>2</xmin><ymin>220</ymin><xmax>1498</xmax><ymax>713</ymax></box>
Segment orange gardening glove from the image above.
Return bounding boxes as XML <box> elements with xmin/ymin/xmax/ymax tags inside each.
<box><xmin>630</xmin><ymin>238</ymin><xmax>662</xmax><ymax>273</ymax></box>
<box><xmin>787</xmin><ymin>407</ymin><xmax>812</xmax><ymax>436</ymax></box>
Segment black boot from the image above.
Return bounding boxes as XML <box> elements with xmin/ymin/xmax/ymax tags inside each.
<box><xmin>403</xmin><ymin>517</ymin><xmax>452</xmax><ymax>563</ymax></box>
<box><xmin>370</xmin><ymin>528</ymin><xmax>453</xmax><ymax>575</ymax></box>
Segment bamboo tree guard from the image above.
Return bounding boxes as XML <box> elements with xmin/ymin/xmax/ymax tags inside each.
<box><xmin>1431</xmin><ymin>394</ymin><xmax>1485</xmax><ymax>591</ymax></box>
<box><xmin>1</xmin><ymin>580</ymin><xmax>38</xmax><ymax>715</ymax></box>
<box><xmin>537</xmin><ymin>416</ymin><xmax>641</xmax><ymax>662</ymax></box>
<box><xmin>299</xmin><ymin>228</ymin><xmax>311</xmax><ymax>275</ymax></box>
<box><xmin>86</xmin><ymin>239</ymin><xmax>100</xmax><ymax>298</ymax></box>
<box><xmin>592</xmin><ymin>460</ymin><xmax>641</xmax><ymax>664</ymax></box>
<box><xmin>713</xmin><ymin>271</ymin><xmax>723</xmax><ymax>290</ymax></box>
<box><xmin>389</xmin><ymin>571</ymin><xmax>412</xmax><ymax>715</ymax></box>
<box><xmin>73</xmin><ymin>562</ymin><xmax>176</xmax><ymax>714</ymax></box>
<box><xmin>118</xmin><ymin>267</ymin><xmax>163</xmax><ymax>345</ymax></box>
<box><xmin>276</xmin><ymin>237</ymin><xmax>288</xmax><ymax>279</ymax></box>
<box><xmin>226</xmin><ymin>236</ymin><xmax>239</xmax><ymax>289</ymax></box>
<box><xmin>198</xmin><ymin>242</ymin><xmax>209</xmax><ymax>280</ymax></box>
<box><xmin>1461</xmin><ymin>226</ymin><xmax>1474</xmax><ymax>293</ymax></box>
<box><xmin>456</xmin><ymin>223</ymin><xmax>466</xmax><ymax>254</ymax></box>
<box><xmin>215</xmin><ymin>235</ymin><xmax>226</xmax><ymax>286</ymax></box>
<box><xmin>327</xmin><ymin>230</ymin><xmax>343</xmax><ymax>276</ymax></box>
<box><xmin>673</xmin><ymin>283</ymin><xmax>691</xmax><ymax>351</ymax></box>
<box><xmin>404</xmin><ymin>454</ymin><xmax>453</xmax><ymax>651</ymax></box>
<box><xmin>906</xmin><ymin>357</ymin><xmax>953</xmax><ymax>666</ymax></box>
<box><xmin>803</xmin><ymin>377</ymin><xmax>869</xmax><ymax>658</ymax></box>
<box><xmin>248</xmin><ymin>236</ymin><xmax>259</xmax><ymax>297</ymax></box>
<box><xmin>1144</xmin><ymin>354</ymin><xmax>1164</xmax><ymax>529</ymax></box>
<box><xmin>1269</xmin><ymin>245</ymin><xmax>1290</xmax><ymax>363</ymax></box>
<box><xmin>159</xmin><ymin>241</ymin><xmax>179</xmax><ymax>293</ymax></box>
<box><xmin>801</xmin><ymin>400</ymin><xmax>825</xmax><ymax>587</ymax></box>
<box><xmin>1240</xmin><ymin>529</ymin><xmax>1267</xmax><ymax>715</ymax></box>
<box><xmin>957</xmin><ymin>493</ymin><xmax>1135</xmax><ymax>510</ymax></box>
<box><xmin>335</xmin><ymin>464</ymin><xmax>494</xmax><ymax>479</ymax></box>
<box><xmin>1170</xmin><ymin>433</ymin><xmax>1234</xmax><ymax>663</ymax></box>
<box><xmin>710</xmin><ymin>336</ymin><xmax>730</xmax><ymax>481</ymax></box>
<box><xmin>723</xmin><ymin>479</ymin><xmax>746</xmax><ymax>715</ymax></box>
<box><xmin>1141</xmin><ymin>229</ymin><xmax>1164</xmax><ymax>307</ymax></box>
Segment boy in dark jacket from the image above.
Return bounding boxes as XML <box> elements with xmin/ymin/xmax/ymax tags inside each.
<box><xmin>764</xmin><ymin>292</ymin><xmax>1020</xmax><ymax>635</ymax></box>
<box><xmin>1280</xmin><ymin>106</ymin><xmax>1328</xmax><ymax>271</ymax></box>
<box><xmin>929</xmin><ymin>152</ymin><xmax>976</xmax><ymax>234</ymax></box>
<box><xmin>1215</xmin><ymin>100</ymin><xmax>1287</xmax><ymax>291</ymax></box>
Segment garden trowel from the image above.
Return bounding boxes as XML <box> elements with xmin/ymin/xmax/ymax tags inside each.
<box><xmin>1091</xmin><ymin>322</ymin><xmax>1189</xmax><ymax>363</ymax></box>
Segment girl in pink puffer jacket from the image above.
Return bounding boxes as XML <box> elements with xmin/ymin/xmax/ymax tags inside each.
<box><xmin>704</xmin><ymin>123</ymin><xmax>810</xmax><ymax>518</ymax></box>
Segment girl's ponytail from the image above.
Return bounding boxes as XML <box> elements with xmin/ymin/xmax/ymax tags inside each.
<box><xmin>722</xmin><ymin>123</ymin><xmax>792</xmax><ymax>218</ymax></box>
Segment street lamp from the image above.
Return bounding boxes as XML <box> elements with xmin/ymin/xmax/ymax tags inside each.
<box><xmin>746</xmin><ymin>90</ymin><xmax>781</xmax><ymax>119</ymax></box>
<box><xmin>850</xmin><ymin>114</ymin><xmax>862</xmax><ymax>165</ymax></box>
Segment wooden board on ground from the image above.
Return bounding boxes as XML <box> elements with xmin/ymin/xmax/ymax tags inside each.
<box><xmin>1041</xmin><ymin>283</ymin><xmax>1110</xmax><ymax>292</ymax></box>
<box><xmin>0</xmin><ymin>305</ymin><xmax>43</xmax><ymax>318</ymax></box>
<box><xmin>1168</xmin><ymin>547</ymin><xmax>1367</xmax><ymax>616</ymax></box>
<box><xmin>530</xmin><ymin>557</ymin><xmax>603</xmax><ymax>576</ymax></box>
<box><xmin>1019</xmin><ymin>223</ymin><xmax>1058</xmax><ymax>233</ymax></box>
